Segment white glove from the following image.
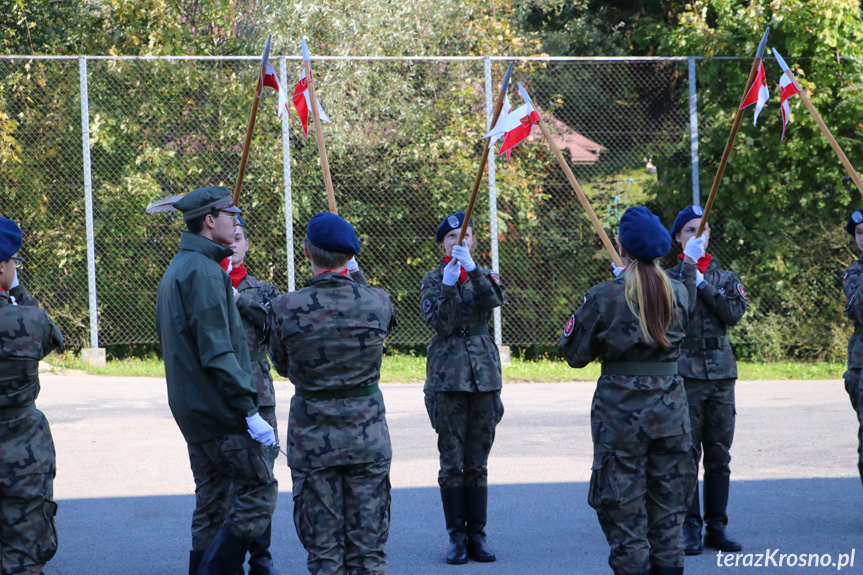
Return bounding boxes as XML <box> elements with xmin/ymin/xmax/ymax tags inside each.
<box><xmin>696</xmin><ymin>270</ymin><xmax>705</xmax><ymax>286</ymax></box>
<box><xmin>232</xmin><ymin>286</ymin><xmax>240</xmax><ymax>302</ymax></box>
<box><xmin>612</xmin><ymin>262</ymin><xmax>625</xmax><ymax>277</ymax></box>
<box><xmin>683</xmin><ymin>235</ymin><xmax>706</xmax><ymax>262</ymax></box>
<box><xmin>347</xmin><ymin>256</ymin><xmax>359</xmax><ymax>272</ymax></box>
<box><xmin>442</xmin><ymin>258</ymin><xmax>461</xmax><ymax>286</ymax></box>
<box><xmin>246</xmin><ymin>413</ymin><xmax>275</xmax><ymax>446</ymax></box>
<box><xmin>451</xmin><ymin>241</ymin><xmax>476</xmax><ymax>272</ymax></box>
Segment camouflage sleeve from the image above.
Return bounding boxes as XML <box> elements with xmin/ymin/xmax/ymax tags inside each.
<box><xmin>386</xmin><ymin>295</ymin><xmax>398</xmax><ymax>335</ymax></box>
<box><xmin>678</xmin><ymin>262</ymin><xmax>698</xmax><ymax>318</ymax></box>
<box><xmin>236</xmin><ymin>293</ymin><xmax>268</xmax><ymax>332</ymax></box>
<box><xmin>9</xmin><ymin>282</ymin><xmax>39</xmax><ymax>307</ymax></box>
<box><xmin>844</xmin><ymin>265</ymin><xmax>863</xmax><ymax>323</ymax></box>
<box><xmin>350</xmin><ymin>268</ymin><xmax>368</xmax><ymax>285</ymax></box>
<box><xmin>42</xmin><ymin>316</ymin><xmax>64</xmax><ymax>356</ymax></box>
<box><xmin>697</xmin><ymin>271</ymin><xmax>747</xmax><ymax>327</ymax></box>
<box><xmin>560</xmin><ymin>290</ymin><xmax>602</xmax><ymax>368</ymax></box>
<box><xmin>468</xmin><ymin>267</ymin><xmax>506</xmax><ymax>310</ymax></box>
<box><xmin>267</xmin><ymin>298</ymin><xmax>290</xmax><ymax>378</ymax></box>
<box><xmin>421</xmin><ymin>274</ymin><xmax>459</xmax><ymax>335</ymax></box>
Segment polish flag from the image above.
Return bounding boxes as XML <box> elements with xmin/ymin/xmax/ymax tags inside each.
<box><xmin>483</xmin><ymin>97</ymin><xmax>539</xmax><ymax>159</ymax></box>
<box><xmin>778</xmin><ymin>73</ymin><xmax>800</xmax><ymax>141</ymax></box>
<box><xmin>739</xmin><ymin>61</ymin><xmax>769</xmax><ymax>125</ymax></box>
<box><xmin>260</xmin><ymin>63</ymin><xmax>290</xmax><ymax>118</ymax></box>
<box><xmin>484</xmin><ymin>94</ymin><xmax>514</xmax><ymax>159</ymax></box>
<box><xmin>292</xmin><ymin>66</ymin><xmax>331</xmax><ymax>137</ymax></box>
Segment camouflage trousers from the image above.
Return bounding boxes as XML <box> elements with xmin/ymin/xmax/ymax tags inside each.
<box><xmin>187</xmin><ymin>430</ymin><xmax>279</xmax><ymax>550</ymax></box>
<box><xmin>0</xmin><ymin>472</ymin><xmax>57</xmax><ymax>575</ymax></box>
<box><xmin>291</xmin><ymin>460</ymin><xmax>391</xmax><ymax>575</ymax></box>
<box><xmin>424</xmin><ymin>390</ymin><xmax>504</xmax><ymax>488</ymax></box>
<box><xmin>843</xmin><ymin>369</ymin><xmax>863</xmax><ymax>465</ymax></box>
<box><xmin>590</xmin><ymin>434</ymin><xmax>696</xmax><ymax>575</ymax></box>
<box><xmin>685</xmin><ymin>378</ymin><xmax>735</xmax><ymax>476</ymax></box>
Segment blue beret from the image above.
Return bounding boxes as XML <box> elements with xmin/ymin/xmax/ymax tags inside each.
<box><xmin>619</xmin><ymin>206</ymin><xmax>671</xmax><ymax>262</ymax></box>
<box><xmin>435</xmin><ymin>212</ymin><xmax>474</xmax><ymax>243</ymax></box>
<box><xmin>306</xmin><ymin>213</ymin><xmax>360</xmax><ymax>255</ymax></box>
<box><xmin>847</xmin><ymin>209</ymin><xmax>863</xmax><ymax>235</ymax></box>
<box><xmin>0</xmin><ymin>217</ymin><xmax>22</xmax><ymax>262</ymax></box>
<box><xmin>669</xmin><ymin>205</ymin><xmax>705</xmax><ymax>238</ymax></box>
<box><xmin>236</xmin><ymin>215</ymin><xmax>245</xmax><ymax>228</ymax></box>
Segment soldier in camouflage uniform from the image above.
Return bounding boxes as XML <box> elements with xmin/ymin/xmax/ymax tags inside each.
<box><xmin>227</xmin><ymin>215</ymin><xmax>282</xmax><ymax>575</ymax></box>
<box><xmin>842</xmin><ymin>208</ymin><xmax>863</xmax><ymax>488</ymax></box>
<box><xmin>0</xmin><ymin>217</ymin><xmax>64</xmax><ymax>575</ymax></box>
<box><xmin>561</xmin><ymin>206</ymin><xmax>697</xmax><ymax>575</ymax></box>
<box><xmin>667</xmin><ymin>206</ymin><xmax>747</xmax><ymax>556</ymax></box>
<box><xmin>421</xmin><ymin>212</ymin><xmax>506</xmax><ymax>565</ymax></box>
<box><xmin>154</xmin><ymin>187</ymin><xmax>278</xmax><ymax>575</ymax></box>
<box><xmin>268</xmin><ymin>212</ymin><xmax>396</xmax><ymax>575</ymax></box>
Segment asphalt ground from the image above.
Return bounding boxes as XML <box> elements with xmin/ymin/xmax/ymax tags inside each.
<box><xmin>36</xmin><ymin>375</ymin><xmax>863</xmax><ymax>574</ymax></box>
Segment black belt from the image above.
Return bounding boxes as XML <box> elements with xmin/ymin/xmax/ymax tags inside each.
<box><xmin>295</xmin><ymin>383</ymin><xmax>379</xmax><ymax>400</ymax></box>
<box><xmin>249</xmin><ymin>351</ymin><xmax>268</xmax><ymax>361</ymax></box>
<box><xmin>450</xmin><ymin>326</ymin><xmax>489</xmax><ymax>338</ymax></box>
<box><xmin>0</xmin><ymin>403</ymin><xmax>36</xmax><ymax>420</ymax></box>
<box><xmin>601</xmin><ymin>362</ymin><xmax>678</xmax><ymax>376</ymax></box>
<box><xmin>681</xmin><ymin>335</ymin><xmax>729</xmax><ymax>350</ymax></box>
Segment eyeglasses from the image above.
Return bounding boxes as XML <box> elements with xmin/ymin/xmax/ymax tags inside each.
<box><xmin>8</xmin><ymin>257</ymin><xmax>23</xmax><ymax>269</ymax></box>
<box><xmin>214</xmin><ymin>212</ymin><xmax>239</xmax><ymax>225</ymax></box>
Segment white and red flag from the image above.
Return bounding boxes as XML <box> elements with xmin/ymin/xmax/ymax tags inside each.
<box><xmin>739</xmin><ymin>61</ymin><xmax>769</xmax><ymax>125</ymax></box>
<box><xmin>483</xmin><ymin>84</ymin><xmax>540</xmax><ymax>159</ymax></box>
<box><xmin>260</xmin><ymin>63</ymin><xmax>290</xmax><ymax>118</ymax></box>
<box><xmin>292</xmin><ymin>67</ymin><xmax>331</xmax><ymax>137</ymax></box>
<box><xmin>778</xmin><ymin>73</ymin><xmax>800</xmax><ymax>141</ymax></box>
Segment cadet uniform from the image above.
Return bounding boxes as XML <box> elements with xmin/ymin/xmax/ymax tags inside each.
<box><xmin>667</xmin><ymin>206</ymin><xmax>747</xmax><ymax>555</ymax></box>
<box><xmin>268</xmin><ymin>212</ymin><xmax>396</xmax><ymax>575</ymax></box>
<box><xmin>561</xmin><ymin>206</ymin><xmax>696</xmax><ymax>575</ymax></box>
<box><xmin>421</xmin><ymin>212</ymin><xmax>506</xmax><ymax>564</ymax></box>
<box><xmin>0</xmin><ymin>218</ymin><xmax>64</xmax><ymax>575</ymax></box>
<box><xmin>842</xmin><ymin>209</ymin><xmax>863</xmax><ymax>487</ymax></box>
<box><xmin>154</xmin><ymin>187</ymin><xmax>278</xmax><ymax>575</ymax></box>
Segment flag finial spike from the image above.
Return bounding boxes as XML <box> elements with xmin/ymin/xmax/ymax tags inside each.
<box><xmin>500</xmin><ymin>62</ymin><xmax>514</xmax><ymax>95</ymax></box>
<box><xmin>755</xmin><ymin>27</ymin><xmax>770</xmax><ymax>60</ymax></box>
<box><xmin>260</xmin><ymin>34</ymin><xmax>273</xmax><ymax>68</ymax></box>
<box><xmin>301</xmin><ymin>38</ymin><xmax>311</xmax><ymax>62</ymax></box>
<box><xmin>772</xmin><ymin>47</ymin><xmax>790</xmax><ymax>73</ymax></box>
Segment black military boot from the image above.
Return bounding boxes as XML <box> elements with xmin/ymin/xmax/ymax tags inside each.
<box><xmin>652</xmin><ymin>567</ymin><xmax>684</xmax><ymax>575</ymax></box>
<box><xmin>703</xmin><ymin>474</ymin><xmax>742</xmax><ymax>552</ymax></box>
<box><xmin>247</xmin><ymin>523</ymin><xmax>279</xmax><ymax>575</ymax></box>
<box><xmin>464</xmin><ymin>485</ymin><xmax>496</xmax><ymax>562</ymax></box>
<box><xmin>197</xmin><ymin>523</ymin><xmax>253</xmax><ymax>575</ymax></box>
<box><xmin>190</xmin><ymin>550</ymin><xmax>205</xmax><ymax>575</ymax></box>
<box><xmin>683</xmin><ymin>487</ymin><xmax>703</xmax><ymax>556</ymax></box>
<box><xmin>440</xmin><ymin>486</ymin><xmax>468</xmax><ymax>564</ymax></box>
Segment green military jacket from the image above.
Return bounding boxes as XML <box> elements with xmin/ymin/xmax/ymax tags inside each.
<box><xmin>561</xmin><ymin>264</ymin><xmax>696</xmax><ymax>443</ymax></box>
<box><xmin>667</xmin><ymin>256</ymin><xmax>747</xmax><ymax>380</ymax></box>
<box><xmin>236</xmin><ymin>272</ymin><xmax>280</xmax><ymax>408</ymax></box>
<box><xmin>156</xmin><ymin>232</ymin><xmax>257</xmax><ymax>444</ymax></box>
<box><xmin>843</xmin><ymin>254</ymin><xmax>863</xmax><ymax>369</ymax></box>
<box><xmin>421</xmin><ymin>262</ymin><xmax>506</xmax><ymax>393</ymax></box>
<box><xmin>268</xmin><ymin>272</ymin><xmax>396</xmax><ymax>469</ymax></box>
<box><xmin>0</xmin><ymin>288</ymin><xmax>63</xmax><ymax>476</ymax></box>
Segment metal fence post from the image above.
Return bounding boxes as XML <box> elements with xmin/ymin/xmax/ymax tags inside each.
<box><xmin>484</xmin><ymin>57</ymin><xmax>503</xmax><ymax>348</ymax></box>
<box><xmin>689</xmin><ymin>57</ymin><xmax>700</xmax><ymax>206</ymax></box>
<box><xmin>79</xmin><ymin>56</ymin><xmax>101</xmax><ymax>356</ymax></box>
<box><xmin>280</xmin><ymin>57</ymin><xmax>296</xmax><ymax>292</ymax></box>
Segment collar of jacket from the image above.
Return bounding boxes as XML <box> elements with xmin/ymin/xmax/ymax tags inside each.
<box><xmin>0</xmin><ymin>290</ymin><xmax>9</xmax><ymax>306</ymax></box>
<box><xmin>178</xmin><ymin>232</ymin><xmax>234</xmax><ymax>262</ymax></box>
<box><xmin>305</xmin><ymin>271</ymin><xmax>355</xmax><ymax>288</ymax></box>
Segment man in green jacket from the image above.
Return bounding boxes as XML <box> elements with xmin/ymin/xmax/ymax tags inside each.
<box><xmin>155</xmin><ymin>186</ymin><xmax>278</xmax><ymax>575</ymax></box>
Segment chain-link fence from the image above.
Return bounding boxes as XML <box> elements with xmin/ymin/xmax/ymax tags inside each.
<box><xmin>0</xmin><ymin>55</ymin><xmax>853</xmax><ymax>359</ymax></box>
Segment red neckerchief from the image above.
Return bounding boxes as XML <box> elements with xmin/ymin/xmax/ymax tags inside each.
<box><xmin>229</xmin><ymin>262</ymin><xmax>247</xmax><ymax>289</ymax></box>
<box><xmin>442</xmin><ymin>256</ymin><xmax>468</xmax><ymax>285</ymax></box>
<box><xmin>678</xmin><ymin>252</ymin><xmax>713</xmax><ymax>273</ymax></box>
<box><xmin>313</xmin><ymin>269</ymin><xmax>350</xmax><ymax>278</ymax></box>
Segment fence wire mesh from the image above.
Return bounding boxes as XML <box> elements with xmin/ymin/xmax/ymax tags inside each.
<box><xmin>0</xmin><ymin>55</ymin><xmax>853</xmax><ymax>359</ymax></box>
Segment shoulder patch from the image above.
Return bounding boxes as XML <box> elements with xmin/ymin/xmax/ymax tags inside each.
<box><xmin>737</xmin><ymin>283</ymin><xmax>746</xmax><ymax>300</ymax></box>
<box><xmin>563</xmin><ymin>314</ymin><xmax>575</xmax><ymax>337</ymax></box>
<box><xmin>582</xmin><ymin>295</ymin><xmax>588</xmax><ymax>305</ymax></box>
<box><xmin>490</xmin><ymin>272</ymin><xmax>502</xmax><ymax>286</ymax></box>
<box><xmin>844</xmin><ymin>271</ymin><xmax>849</xmax><ymax>283</ymax></box>
<box><xmin>421</xmin><ymin>283</ymin><xmax>426</xmax><ymax>292</ymax></box>
<box><xmin>422</xmin><ymin>299</ymin><xmax>432</xmax><ymax>314</ymax></box>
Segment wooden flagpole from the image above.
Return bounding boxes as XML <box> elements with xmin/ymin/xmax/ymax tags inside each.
<box><xmin>233</xmin><ymin>34</ymin><xmax>272</xmax><ymax>205</ymax></box>
<box><xmin>302</xmin><ymin>39</ymin><xmax>338</xmax><ymax>214</ymax></box>
<box><xmin>773</xmin><ymin>48</ymin><xmax>863</xmax><ymax>197</ymax></box>
<box><xmin>696</xmin><ymin>28</ymin><xmax>770</xmax><ymax>237</ymax></box>
<box><xmin>457</xmin><ymin>62</ymin><xmax>514</xmax><ymax>244</ymax></box>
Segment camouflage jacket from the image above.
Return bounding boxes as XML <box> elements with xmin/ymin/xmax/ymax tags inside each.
<box><xmin>268</xmin><ymin>272</ymin><xmax>397</xmax><ymax>468</ymax></box>
<box><xmin>843</xmin><ymin>254</ymin><xmax>863</xmax><ymax>369</ymax></box>
<box><xmin>235</xmin><ymin>272</ymin><xmax>280</xmax><ymax>408</ymax></box>
<box><xmin>667</xmin><ymin>256</ymin><xmax>747</xmax><ymax>380</ymax></box>
<box><xmin>156</xmin><ymin>232</ymin><xmax>257</xmax><ymax>444</ymax></box>
<box><xmin>0</xmin><ymin>288</ymin><xmax>63</xmax><ymax>476</ymax></box>
<box><xmin>560</xmin><ymin>264</ymin><xmax>696</xmax><ymax>443</ymax></box>
<box><xmin>421</xmin><ymin>263</ymin><xmax>506</xmax><ymax>393</ymax></box>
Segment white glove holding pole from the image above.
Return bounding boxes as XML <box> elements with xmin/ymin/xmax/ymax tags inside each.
<box><xmin>612</xmin><ymin>262</ymin><xmax>625</xmax><ymax>277</ymax></box>
<box><xmin>442</xmin><ymin>258</ymin><xmax>461</xmax><ymax>286</ymax></box>
<box><xmin>246</xmin><ymin>413</ymin><xmax>276</xmax><ymax>446</ymax></box>
<box><xmin>451</xmin><ymin>241</ymin><xmax>476</xmax><ymax>272</ymax></box>
<box><xmin>10</xmin><ymin>269</ymin><xmax>19</xmax><ymax>290</ymax></box>
<box><xmin>347</xmin><ymin>256</ymin><xmax>359</xmax><ymax>272</ymax></box>
<box><xmin>683</xmin><ymin>235</ymin><xmax>706</xmax><ymax>262</ymax></box>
